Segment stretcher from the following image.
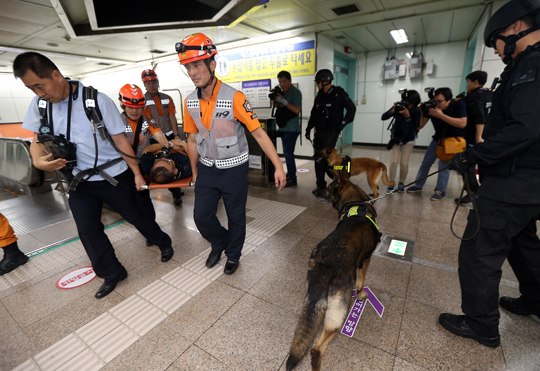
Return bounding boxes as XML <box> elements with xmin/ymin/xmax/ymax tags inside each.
<box><xmin>140</xmin><ymin>176</ymin><xmax>194</xmax><ymax>190</ymax></box>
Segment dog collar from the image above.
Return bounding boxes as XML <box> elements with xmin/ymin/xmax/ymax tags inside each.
<box><xmin>346</xmin><ymin>205</ymin><xmax>379</xmax><ymax>231</ymax></box>
<box><xmin>333</xmin><ymin>156</ymin><xmax>351</xmax><ymax>175</ymax></box>
<box><xmin>340</xmin><ymin>202</ymin><xmax>382</xmax><ymax>243</ymax></box>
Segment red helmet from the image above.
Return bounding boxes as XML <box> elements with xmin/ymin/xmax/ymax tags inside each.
<box><xmin>141</xmin><ymin>69</ymin><xmax>158</xmax><ymax>82</ymax></box>
<box><xmin>176</xmin><ymin>33</ymin><xmax>217</xmax><ymax>65</ymax></box>
<box><xmin>118</xmin><ymin>84</ymin><xmax>145</xmax><ymax>108</ymax></box>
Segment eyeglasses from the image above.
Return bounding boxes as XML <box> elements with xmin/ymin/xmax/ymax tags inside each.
<box><xmin>155</xmin><ymin>157</ymin><xmax>174</xmax><ymax>166</ymax></box>
<box><xmin>435</xmin><ymin>99</ymin><xmax>446</xmax><ymax>104</ymax></box>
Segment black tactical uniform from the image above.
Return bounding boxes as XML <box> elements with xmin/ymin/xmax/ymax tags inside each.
<box><xmin>457</xmin><ymin>41</ymin><xmax>540</xmax><ymax>336</ymax></box>
<box><xmin>463</xmin><ymin>87</ymin><xmax>489</xmax><ymax>195</ymax></box>
<box><xmin>307</xmin><ymin>85</ymin><xmax>356</xmax><ymax>190</ymax></box>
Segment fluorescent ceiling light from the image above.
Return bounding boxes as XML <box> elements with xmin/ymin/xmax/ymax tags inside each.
<box><xmin>406</xmin><ymin>52</ymin><xmax>412</xmax><ymax>59</ymax></box>
<box><xmin>390</xmin><ymin>29</ymin><xmax>409</xmax><ymax>44</ymax></box>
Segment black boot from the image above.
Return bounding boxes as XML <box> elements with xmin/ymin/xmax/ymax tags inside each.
<box><xmin>0</xmin><ymin>242</ymin><xmax>29</xmax><ymax>276</ymax></box>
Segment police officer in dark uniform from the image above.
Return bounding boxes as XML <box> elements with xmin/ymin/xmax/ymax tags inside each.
<box><xmin>441</xmin><ymin>0</ymin><xmax>540</xmax><ymax>347</ymax></box>
<box><xmin>306</xmin><ymin>69</ymin><xmax>356</xmax><ymax>198</ymax></box>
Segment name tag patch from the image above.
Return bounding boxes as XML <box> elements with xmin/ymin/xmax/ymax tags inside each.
<box><xmin>511</xmin><ymin>68</ymin><xmax>537</xmax><ymax>87</ymax></box>
<box><xmin>187</xmin><ymin>100</ymin><xmax>200</xmax><ymax>108</ymax></box>
<box><xmin>216</xmin><ymin>100</ymin><xmax>232</xmax><ymax>109</ymax></box>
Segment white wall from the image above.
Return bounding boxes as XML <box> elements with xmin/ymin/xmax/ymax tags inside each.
<box><xmin>0</xmin><ymin>73</ymin><xmax>35</xmax><ymax>123</ymax></box>
<box><xmin>354</xmin><ymin>41</ymin><xmax>468</xmax><ymax>147</ymax></box>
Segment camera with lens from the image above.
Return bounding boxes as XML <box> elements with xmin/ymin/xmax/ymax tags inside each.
<box><xmin>420</xmin><ymin>87</ymin><xmax>436</xmax><ymax>117</ymax></box>
<box><xmin>386</xmin><ymin>133</ymin><xmax>404</xmax><ymax>150</ymax></box>
<box><xmin>268</xmin><ymin>85</ymin><xmax>284</xmax><ymax>101</ymax></box>
<box><xmin>37</xmin><ymin>133</ymin><xmax>77</xmax><ymax>174</ymax></box>
<box><xmin>395</xmin><ymin>88</ymin><xmax>409</xmax><ymax>113</ymax></box>
<box><xmin>156</xmin><ymin>145</ymin><xmax>173</xmax><ymax>160</ymax></box>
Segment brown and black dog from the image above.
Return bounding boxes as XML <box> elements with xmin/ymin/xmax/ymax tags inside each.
<box><xmin>322</xmin><ymin>148</ymin><xmax>394</xmax><ymax>198</ymax></box>
<box><xmin>286</xmin><ymin>170</ymin><xmax>381</xmax><ymax>371</ymax></box>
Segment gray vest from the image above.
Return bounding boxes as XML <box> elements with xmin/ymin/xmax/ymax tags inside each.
<box><xmin>145</xmin><ymin>92</ymin><xmax>173</xmax><ymax>137</ymax></box>
<box><xmin>121</xmin><ymin>113</ymin><xmax>153</xmax><ymax>158</ymax></box>
<box><xmin>186</xmin><ymin>82</ymin><xmax>249</xmax><ymax>168</ymax></box>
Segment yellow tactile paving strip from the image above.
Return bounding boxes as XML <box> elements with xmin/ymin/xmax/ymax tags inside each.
<box><xmin>10</xmin><ymin>197</ymin><xmax>306</xmax><ymax>371</ymax></box>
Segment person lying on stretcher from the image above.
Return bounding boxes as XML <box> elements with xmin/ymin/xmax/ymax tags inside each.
<box><xmin>139</xmin><ymin>142</ymin><xmax>192</xmax><ymax>205</ymax></box>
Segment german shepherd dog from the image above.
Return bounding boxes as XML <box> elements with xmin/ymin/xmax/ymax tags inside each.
<box><xmin>286</xmin><ymin>170</ymin><xmax>381</xmax><ymax>371</ymax></box>
<box><xmin>322</xmin><ymin>148</ymin><xmax>395</xmax><ymax>198</ymax></box>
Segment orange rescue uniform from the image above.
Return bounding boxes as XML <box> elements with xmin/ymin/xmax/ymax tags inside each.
<box><xmin>183</xmin><ymin>80</ymin><xmax>261</xmax><ymax>133</ymax></box>
<box><xmin>0</xmin><ymin>213</ymin><xmax>17</xmax><ymax>248</ymax></box>
<box><xmin>143</xmin><ymin>96</ymin><xmax>176</xmax><ymax>117</ymax></box>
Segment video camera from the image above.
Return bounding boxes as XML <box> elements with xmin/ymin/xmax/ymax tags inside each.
<box><xmin>420</xmin><ymin>87</ymin><xmax>436</xmax><ymax>117</ymax></box>
<box><xmin>37</xmin><ymin>133</ymin><xmax>77</xmax><ymax>175</ymax></box>
<box><xmin>268</xmin><ymin>85</ymin><xmax>284</xmax><ymax>101</ymax></box>
<box><xmin>156</xmin><ymin>145</ymin><xmax>173</xmax><ymax>160</ymax></box>
<box><xmin>395</xmin><ymin>88</ymin><xmax>409</xmax><ymax>112</ymax></box>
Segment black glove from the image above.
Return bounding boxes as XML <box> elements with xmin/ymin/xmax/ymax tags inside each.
<box><xmin>305</xmin><ymin>128</ymin><xmax>312</xmax><ymax>141</ymax></box>
<box><xmin>448</xmin><ymin>151</ymin><xmax>472</xmax><ymax>175</ymax></box>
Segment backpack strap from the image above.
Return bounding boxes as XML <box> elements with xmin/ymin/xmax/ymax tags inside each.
<box><xmin>37</xmin><ymin>99</ymin><xmax>53</xmax><ymax>134</ymax></box>
<box><xmin>83</xmin><ymin>86</ymin><xmax>108</xmax><ymax>141</ymax></box>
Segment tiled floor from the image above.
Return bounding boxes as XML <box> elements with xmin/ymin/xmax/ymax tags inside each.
<box><xmin>1</xmin><ymin>145</ymin><xmax>540</xmax><ymax>371</ymax></box>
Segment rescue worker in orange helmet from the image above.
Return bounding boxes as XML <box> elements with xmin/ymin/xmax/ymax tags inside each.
<box><xmin>178</xmin><ymin>33</ymin><xmax>286</xmax><ymax>275</ymax></box>
<box><xmin>117</xmin><ymin>84</ymin><xmax>176</xmax><ymax>258</ymax></box>
<box><xmin>141</xmin><ymin>69</ymin><xmax>180</xmax><ymax>141</ymax></box>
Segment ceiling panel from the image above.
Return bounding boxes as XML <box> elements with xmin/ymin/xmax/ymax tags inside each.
<box><xmin>0</xmin><ymin>0</ymin><xmax>493</xmax><ymax>76</ymax></box>
<box><xmin>248</xmin><ymin>0</ymin><xmax>301</xmax><ymax>17</ymax></box>
<box><xmin>0</xmin><ymin>17</ymin><xmax>45</xmax><ymax>35</ymax></box>
<box><xmin>450</xmin><ymin>6</ymin><xmax>483</xmax><ymax>41</ymax></box>
<box><xmin>251</xmin><ymin>9</ymin><xmax>325</xmax><ymax>30</ymax></box>
<box><xmin>0</xmin><ymin>31</ymin><xmax>26</xmax><ymax>45</ymax></box>
<box><xmin>0</xmin><ymin>0</ymin><xmax>57</xmax><ymax>25</ymax></box>
<box><xmin>380</xmin><ymin>0</ymin><xmax>432</xmax><ymax>9</ymax></box>
<box><xmin>391</xmin><ymin>17</ymin><xmax>427</xmax><ymax>46</ymax></box>
<box><xmin>294</xmin><ymin>0</ymin><xmax>334</xmax><ymax>6</ymax></box>
<box><xmin>421</xmin><ymin>12</ymin><xmax>453</xmax><ymax>45</ymax></box>
<box><xmin>309</xmin><ymin>1</ymin><xmax>378</xmax><ymax>22</ymax></box>
<box><xmin>338</xmin><ymin>26</ymin><xmax>387</xmax><ymax>50</ymax></box>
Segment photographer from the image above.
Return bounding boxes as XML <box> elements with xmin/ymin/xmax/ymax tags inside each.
<box><xmin>306</xmin><ymin>69</ymin><xmax>356</xmax><ymax>198</ymax></box>
<box><xmin>381</xmin><ymin>89</ymin><xmax>421</xmax><ymax>192</ymax></box>
<box><xmin>272</xmin><ymin>71</ymin><xmax>302</xmax><ymax>187</ymax></box>
<box><xmin>406</xmin><ymin>87</ymin><xmax>467</xmax><ymax>200</ymax></box>
<box><xmin>16</xmin><ymin>52</ymin><xmax>173</xmax><ymax>299</ymax></box>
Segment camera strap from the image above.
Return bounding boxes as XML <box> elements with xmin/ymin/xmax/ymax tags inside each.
<box><xmin>37</xmin><ymin>81</ymin><xmax>74</xmax><ymax>139</ymax></box>
<box><xmin>131</xmin><ymin>116</ymin><xmax>144</xmax><ymax>153</ymax></box>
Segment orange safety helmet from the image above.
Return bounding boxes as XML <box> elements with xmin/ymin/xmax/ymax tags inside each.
<box><xmin>141</xmin><ymin>69</ymin><xmax>158</xmax><ymax>82</ymax></box>
<box><xmin>118</xmin><ymin>84</ymin><xmax>145</xmax><ymax>108</ymax></box>
<box><xmin>176</xmin><ymin>33</ymin><xmax>217</xmax><ymax>65</ymax></box>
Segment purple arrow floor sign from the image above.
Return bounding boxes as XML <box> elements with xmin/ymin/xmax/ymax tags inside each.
<box><xmin>340</xmin><ymin>287</ymin><xmax>385</xmax><ymax>337</ymax></box>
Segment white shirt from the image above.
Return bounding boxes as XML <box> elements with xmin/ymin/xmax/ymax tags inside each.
<box><xmin>22</xmin><ymin>81</ymin><xmax>128</xmax><ymax>181</ymax></box>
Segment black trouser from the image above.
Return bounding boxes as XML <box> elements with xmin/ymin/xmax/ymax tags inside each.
<box><xmin>313</xmin><ymin>129</ymin><xmax>339</xmax><ymax>189</ymax></box>
<box><xmin>459</xmin><ymin>196</ymin><xmax>540</xmax><ymax>335</ymax></box>
<box><xmin>69</xmin><ymin>170</ymin><xmax>171</xmax><ymax>282</ymax></box>
<box><xmin>193</xmin><ymin>162</ymin><xmax>248</xmax><ymax>260</ymax></box>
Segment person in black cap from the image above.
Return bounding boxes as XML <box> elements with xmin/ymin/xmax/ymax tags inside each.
<box><xmin>306</xmin><ymin>69</ymin><xmax>356</xmax><ymax>199</ymax></box>
<box><xmin>441</xmin><ymin>0</ymin><xmax>540</xmax><ymax>347</ymax></box>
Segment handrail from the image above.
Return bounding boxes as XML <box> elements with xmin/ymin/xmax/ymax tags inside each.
<box><xmin>0</xmin><ymin>137</ymin><xmax>42</xmax><ymax>186</ymax></box>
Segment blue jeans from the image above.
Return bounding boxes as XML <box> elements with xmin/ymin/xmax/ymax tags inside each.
<box><xmin>281</xmin><ymin>131</ymin><xmax>300</xmax><ymax>181</ymax></box>
<box><xmin>413</xmin><ymin>139</ymin><xmax>450</xmax><ymax>194</ymax></box>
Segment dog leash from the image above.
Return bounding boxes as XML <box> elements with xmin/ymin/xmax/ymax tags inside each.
<box><xmin>362</xmin><ymin>165</ymin><xmax>481</xmax><ymax>241</ymax></box>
